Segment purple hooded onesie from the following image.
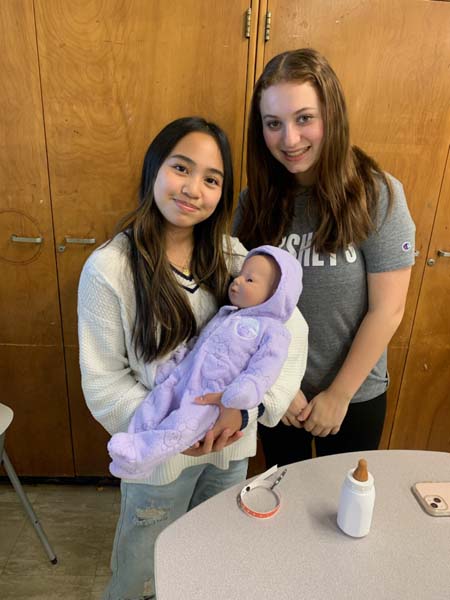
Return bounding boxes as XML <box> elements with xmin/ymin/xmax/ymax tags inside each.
<box><xmin>107</xmin><ymin>245</ymin><xmax>303</xmax><ymax>478</ymax></box>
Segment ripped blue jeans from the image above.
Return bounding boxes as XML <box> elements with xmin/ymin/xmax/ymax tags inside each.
<box><xmin>103</xmin><ymin>459</ymin><xmax>248</xmax><ymax>600</ymax></box>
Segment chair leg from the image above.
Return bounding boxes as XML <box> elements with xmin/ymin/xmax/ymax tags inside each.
<box><xmin>1</xmin><ymin>451</ymin><xmax>57</xmax><ymax>564</ymax></box>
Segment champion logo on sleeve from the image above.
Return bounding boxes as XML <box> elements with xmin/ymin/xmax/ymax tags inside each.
<box><xmin>402</xmin><ymin>241</ymin><xmax>412</xmax><ymax>252</ymax></box>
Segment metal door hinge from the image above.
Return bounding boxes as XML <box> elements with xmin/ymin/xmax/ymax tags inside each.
<box><xmin>265</xmin><ymin>11</ymin><xmax>272</xmax><ymax>42</ymax></box>
<box><xmin>245</xmin><ymin>8</ymin><xmax>252</xmax><ymax>38</ymax></box>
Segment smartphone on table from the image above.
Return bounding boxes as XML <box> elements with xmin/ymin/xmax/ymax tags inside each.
<box><xmin>412</xmin><ymin>482</ymin><xmax>450</xmax><ymax>516</ymax></box>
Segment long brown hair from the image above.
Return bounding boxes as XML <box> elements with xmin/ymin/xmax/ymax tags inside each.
<box><xmin>115</xmin><ymin>117</ymin><xmax>234</xmax><ymax>362</ymax></box>
<box><xmin>237</xmin><ymin>48</ymin><xmax>391</xmax><ymax>252</ymax></box>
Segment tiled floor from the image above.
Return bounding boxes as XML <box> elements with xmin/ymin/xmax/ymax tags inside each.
<box><xmin>0</xmin><ymin>481</ymin><xmax>120</xmax><ymax>600</ymax></box>
<box><xmin>0</xmin><ymin>452</ymin><xmax>265</xmax><ymax>600</ymax></box>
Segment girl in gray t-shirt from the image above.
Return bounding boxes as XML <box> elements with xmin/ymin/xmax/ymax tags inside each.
<box><xmin>234</xmin><ymin>48</ymin><xmax>415</xmax><ymax>465</ymax></box>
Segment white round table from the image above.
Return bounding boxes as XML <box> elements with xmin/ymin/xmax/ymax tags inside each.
<box><xmin>155</xmin><ymin>450</ymin><xmax>450</xmax><ymax>599</ymax></box>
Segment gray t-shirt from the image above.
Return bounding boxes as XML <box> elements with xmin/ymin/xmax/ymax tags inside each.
<box><xmin>235</xmin><ymin>174</ymin><xmax>415</xmax><ymax>403</ymax></box>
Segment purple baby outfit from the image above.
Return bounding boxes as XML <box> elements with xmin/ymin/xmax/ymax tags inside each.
<box><xmin>108</xmin><ymin>246</ymin><xmax>303</xmax><ymax>478</ymax></box>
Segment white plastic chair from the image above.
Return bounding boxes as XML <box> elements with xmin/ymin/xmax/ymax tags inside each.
<box><xmin>0</xmin><ymin>402</ymin><xmax>57</xmax><ymax>564</ymax></box>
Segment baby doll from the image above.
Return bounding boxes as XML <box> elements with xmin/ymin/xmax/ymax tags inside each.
<box><xmin>107</xmin><ymin>245</ymin><xmax>304</xmax><ymax>478</ymax></box>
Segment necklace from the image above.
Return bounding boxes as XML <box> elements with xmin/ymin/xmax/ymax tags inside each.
<box><xmin>169</xmin><ymin>251</ymin><xmax>192</xmax><ymax>276</ymax></box>
<box><xmin>171</xmin><ymin>262</ymin><xmax>191</xmax><ymax>276</ymax></box>
<box><xmin>166</xmin><ymin>233</ymin><xmax>193</xmax><ymax>276</ymax></box>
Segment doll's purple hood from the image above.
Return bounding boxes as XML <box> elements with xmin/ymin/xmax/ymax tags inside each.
<box><xmin>243</xmin><ymin>245</ymin><xmax>302</xmax><ymax>322</ymax></box>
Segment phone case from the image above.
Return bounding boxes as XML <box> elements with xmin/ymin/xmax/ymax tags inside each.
<box><xmin>412</xmin><ymin>482</ymin><xmax>450</xmax><ymax>517</ymax></box>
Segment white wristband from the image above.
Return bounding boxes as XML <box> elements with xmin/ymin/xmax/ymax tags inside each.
<box><xmin>237</xmin><ymin>465</ymin><xmax>286</xmax><ymax>519</ymax></box>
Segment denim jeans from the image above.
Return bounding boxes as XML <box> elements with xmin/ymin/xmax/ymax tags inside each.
<box><xmin>103</xmin><ymin>458</ymin><xmax>248</xmax><ymax>600</ymax></box>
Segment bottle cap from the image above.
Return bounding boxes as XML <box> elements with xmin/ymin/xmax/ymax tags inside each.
<box><xmin>352</xmin><ymin>458</ymin><xmax>368</xmax><ymax>482</ymax></box>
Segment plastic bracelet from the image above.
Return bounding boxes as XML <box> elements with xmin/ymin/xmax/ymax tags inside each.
<box><xmin>237</xmin><ymin>465</ymin><xmax>286</xmax><ymax>519</ymax></box>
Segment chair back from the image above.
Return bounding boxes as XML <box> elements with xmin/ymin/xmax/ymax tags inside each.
<box><xmin>0</xmin><ymin>403</ymin><xmax>14</xmax><ymax>437</ymax></box>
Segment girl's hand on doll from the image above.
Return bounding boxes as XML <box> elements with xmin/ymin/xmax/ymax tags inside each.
<box><xmin>182</xmin><ymin>428</ymin><xmax>242</xmax><ymax>456</ymax></box>
<box><xmin>182</xmin><ymin>393</ymin><xmax>243</xmax><ymax>456</ymax></box>
<box><xmin>301</xmin><ymin>388</ymin><xmax>351</xmax><ymax>437</ymax></box>
<box><xmin>281</xmin><ymin>390</ymin><xmax>308</xmax><ymax>428</ymax></box>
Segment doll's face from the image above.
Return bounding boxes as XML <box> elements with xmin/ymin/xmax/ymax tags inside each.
<box><xmin>228</xmin><ymin>254</ymin><xmax>280</xmax><ymax>309</ymax></box>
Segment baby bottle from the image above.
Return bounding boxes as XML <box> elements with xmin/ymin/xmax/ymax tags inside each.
<box><xmin>337</xmin><ymin>458</ymin><xmax>375</xmax><ymax>538</ymax></box>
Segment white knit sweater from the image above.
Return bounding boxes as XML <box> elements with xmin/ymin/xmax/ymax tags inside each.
<box><xmin>78</xmin><ymin>233</ymin><xmax>308</xmax><ymax>485</ymax></box>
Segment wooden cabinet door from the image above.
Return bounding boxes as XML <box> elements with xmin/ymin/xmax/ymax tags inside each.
<box><xmin>34</xmin><ymin>0</ymin><xmax>258</xmax><ymax>475</ymax></box>
<box><xmin>254</xmin><ymin>0</ymin><xmax>450</xmax><ymax>447</ymax></box>
<box><xmin>0</xmin><ymin>1</ymin><xmax>74</xmax><ymax>475</ymax></box>
<box><xmin>390</xmin><ymin>152</ymin><xmax>450</xmax><ymax>451</ymax></box>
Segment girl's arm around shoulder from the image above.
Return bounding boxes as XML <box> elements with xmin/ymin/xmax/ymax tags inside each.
<box><xmin>78</xmin><ymin>239</ymin><xmax>150</xmax><ymax>435</ymax></box>
<box><xmin>257</xmin><ymin>307</ymin><xmax>309</xmax><ymax>427</ymax></box>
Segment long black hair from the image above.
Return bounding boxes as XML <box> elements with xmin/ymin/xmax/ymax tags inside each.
<box><xmin>116</xmin><ymin>116</ymin><xmax>234</xmax><ymax>362</ymax></box>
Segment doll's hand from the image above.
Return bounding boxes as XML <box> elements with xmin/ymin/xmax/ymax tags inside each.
<box><xmin>182</xmin><ymin>393</ymin><xmax>243</xmax><ymax>456</ymax></box>
<box><xmin>300</xmin><ymin>388</ymin><xmax>351</xmax><ymax>437</ymax></box>
<box><xmin>281</xmin><ymin>390</ymin><xmax>308</xmax><ymax>428</ymax></box>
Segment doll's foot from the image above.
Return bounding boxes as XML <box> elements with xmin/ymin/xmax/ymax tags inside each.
<box><xmin>107</xmin><ymin>433</ymin><xmax>139</xmax><ymax>465</ymax></box>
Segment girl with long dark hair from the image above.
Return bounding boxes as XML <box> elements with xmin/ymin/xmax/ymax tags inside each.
<box><xmin>79</xmin><ymin>116</ymin><xmax>308</xmax><ymax>598</ymax></box>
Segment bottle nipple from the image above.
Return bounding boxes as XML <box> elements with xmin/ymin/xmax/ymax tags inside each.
<box><xmin>352</xmin><ymin>458</ymin><xmax>368</xmax><ymax>482</ymax></box>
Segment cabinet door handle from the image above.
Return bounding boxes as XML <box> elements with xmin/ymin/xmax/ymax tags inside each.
<box><xmin>11</xmin><ymin>234</ymin><xmax>43</xmax><ymax>244</ymax></box>
<box><xmin>57</xmin><ymin>237</ymin><xmax>97</xmax><ymax>253</ymax></box>
<box><xmin>437</xmin><ymin>250</ymin><xmax>450</xmax><ymax>258</ymax></box>
<box><xmin>64</xmin><ymin>237</ymin><xmax>96</xmax><ymax>245</ymax></box>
